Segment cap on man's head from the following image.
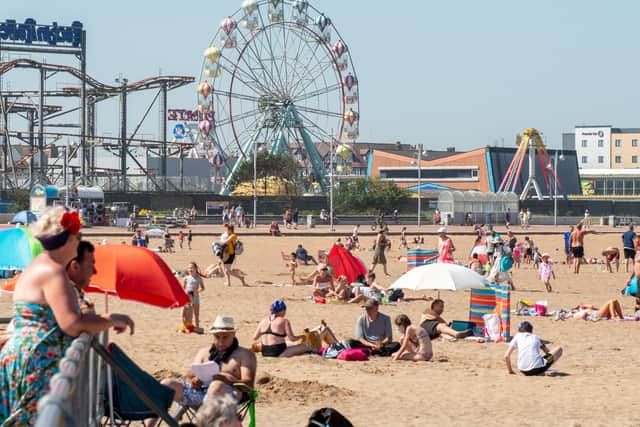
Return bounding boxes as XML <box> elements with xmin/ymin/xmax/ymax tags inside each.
<box><xmin>209</xmin><ymin>315</ymin><xmax>236</xmax><ymax>334</ymax></box>
<box><xmin>518</xmin><ymin>321</ymin><xmax>533</xmax><ymax>333</ymax></box>
<box><xmin>361</xmin><ymin>298</ymin><xmax>379</xmax><ymax>309</ymax></box>
<box><xmin>437</xmin><ymin>227</ymin><xmax>447</xmax><ymax>234</ymax></box>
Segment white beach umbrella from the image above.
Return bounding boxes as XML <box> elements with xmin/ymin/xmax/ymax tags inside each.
<box><xmin>144</xmin><ymin>228</ymin><xmax>165</xmax><ymax>237</ymax></box>
<box><xmin>389</xmin><ymin>263</ymin><xmax>488</xmax><ymax>291</ymax></box>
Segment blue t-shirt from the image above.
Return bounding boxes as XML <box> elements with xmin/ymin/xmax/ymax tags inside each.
<box><xmin>563</xmin><ymin>232</ymin><xmax>571</xmax><ymax>252</ymax></box>
<box><xmin>296</xmin><ymin>248</ymin><xmax>308</xmax><ymax>260</ymax></box>
<box><xmin>623</xmin><ymin>230</ymin><xmax>636</xmax><ymax>249</ymax></box>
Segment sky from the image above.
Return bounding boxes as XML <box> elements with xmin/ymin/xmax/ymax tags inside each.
<box><xmin>3</xmin><ymin>0</ymin><xmax>640</xmax><ymax>152</ymax></box>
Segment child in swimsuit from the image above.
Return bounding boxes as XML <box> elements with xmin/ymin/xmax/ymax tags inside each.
<box><xmin>391</xmin><ymin>314</ymin><xmax>433</xmax><ymax>362</ymax></box>
<box><xmin>183</xmin><ymin>262</ymin><xmax>205</xmax><ymax>330</ymax></box>
<box><xmin>287</xmin><ymin>253</ymin><xmax>298</xmax><ymax>286</ymax></box>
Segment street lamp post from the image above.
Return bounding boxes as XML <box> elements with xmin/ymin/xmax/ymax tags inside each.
<box><xmin>253</xmin><ymin>140</ymin><xmax>257</xmax><ymax>228</ymax></box>
<box><xmin>329</xmin><ymin>134</ymin><xmax>335</xmax><ymax>232</ymax></box>
<box><xmin>417</xmin><ymin>143</ymin><xmax>423</xmax><ymax>228</ymax></box>
<box><xmin>550</xmin><ymin>150</ymin><xmax>564</xmax><ymax>227</ymax></box>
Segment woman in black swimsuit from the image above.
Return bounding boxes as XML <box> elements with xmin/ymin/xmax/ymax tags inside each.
<box><xmin>252</xmin><ymin>300</ymin><xmax>310</xmax><ymax>357</ymax></box>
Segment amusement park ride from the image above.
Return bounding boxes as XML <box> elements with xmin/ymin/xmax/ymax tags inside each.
<box><xmin>0</xmin><ymin>19</ymin><xmax>194</xmax><ymax>191</ymax></box>
<box><xmin>195</xmin><ymin>0</ymin><xmax>360</xmax><ymax>195</ymax></box>
<box><xmin>497</xmin><ymin>128</ymin><xmax>564</xmax><ymax>201</ymax></box>
<box><xmin>0</xmin><ymin>1</ymin><xmax>358</xmax><ymax>195</ymax></box>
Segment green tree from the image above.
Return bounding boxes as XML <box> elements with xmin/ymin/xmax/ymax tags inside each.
<box><xmin>228</xmin><ymin>151</ymin><xmax>299</xmax><ymax>195</ymax></box>
<box><xmin>333</xmin><ymin>178</ymin><xmax>409</xmax><ymax>213</ymax></box>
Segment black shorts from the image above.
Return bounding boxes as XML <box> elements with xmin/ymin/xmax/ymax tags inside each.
<box><xmin>420</xmin><ymin>319</ymin><xmax>442</xmax><ymax>340</ymax></box>
<box><xmin>571</xmin><ymin>246</ymin><xmax>584</xmax><ymax>258</ymax></box>
<box><xmin>261</xmin><ymin>343</ymin><xmax>287</xmax><ymax>357</ymax></box>
<box><xmin>521</xmin><ymin>355</ymin><xmax>554</xmax><ymax>376</ymax></box>
<box><xmin>624</xmin><ymin>248</ymin><xmax>636</xmax><ymax>259</ymax></box>
<box><xmin>224</xmin><ymin>253</ymin><xmax>236</xmax><ymax>265</ymax></box>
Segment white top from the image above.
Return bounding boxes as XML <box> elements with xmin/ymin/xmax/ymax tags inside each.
<box><xmin>509</xmin><ymin>332</ymin><xmax>545</xmax><ymax>371</ymax></box>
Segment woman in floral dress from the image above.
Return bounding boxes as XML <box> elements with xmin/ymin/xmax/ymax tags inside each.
<box><xmin>0</xmin><ymin>207</ymin><xmax>134</xmax><ymax>426</ymax></box>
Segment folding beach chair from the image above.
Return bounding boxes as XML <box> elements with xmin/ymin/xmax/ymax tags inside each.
<box><xmin>91</xmin><ymin>341</ymin><xmax>178</xmax><ymax>427</ymax></box>
<box><xmin>171</xmin><ymin>382</ymin><xmax>258</xmax><ymax>427</ymax></box>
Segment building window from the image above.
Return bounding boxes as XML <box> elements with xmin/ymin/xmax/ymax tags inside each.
<box><xmin>633</xmin><ymin>139</ymin><xmax>638</xmax><ymax>147</ymax></box>
<box><xmin>615</xmin><ymin>156</ymin><xmax>622</xmax><ymax>163</ymax></box>
<box><xmin>598</xmin><ymin>156</ymin><xmax>604</xmax><ymax>164</ymax></box>
<box><xmin>615</xmin><ymin>139</ymin><xmax>622</xmax><ymax>147</ymax></box>
<box><xmin>581</xmin><ymin>156</ymin><xmax>588</xmax><ymax>164</ymax></box>
<box><xmin>633</xmin><ymin>156</ymin><xmax>638</xmax><ymax>164</ymax></box>
<box><xmin>597</xmin><ymin>139</ymin><xmax>604</xmax><ymax>148</ymax></box>
<box><xmin>581</xmin><ymin>140</ymin><xmax>587</xmax><ymax>148</ymax></box>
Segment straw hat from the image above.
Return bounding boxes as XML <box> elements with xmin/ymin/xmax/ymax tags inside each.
<box><xmin>208</xmin><ymin>315</ymin><xmax>236</xmax><ymax>334</ymax></box>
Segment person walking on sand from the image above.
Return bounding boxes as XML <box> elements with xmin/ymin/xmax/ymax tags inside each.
<box><xmin>187</xmin><ymin>229</ymin><xmax>193</xmax><ymax>250</ymax></box>
<box><xmin>370</xmin><ymin>229</ymin><xmax>390</xmax><ymax>276</ymax></box>
<box><xmin>436</xmin><ymin>227</ymin><xmax>456</xmax><ymax>264</ymax></box>
<box><xmin>622</xmin><ymin>225</ymin><xmax>636</xmax><ymax>273</ymax></box>
<box><xmin>538</xmin><ymin>253</ymin><xmax>555</xmax><ymax>293</ymax></box>
<box><xmin>570</xmin><ymin>223</ymin><xmax>597</xmax><ymax>274</ymax></box>
<box><xmin>220</xmin><ymin>223</ymin><xmax>247</xmax><ymax>287</ymax></box>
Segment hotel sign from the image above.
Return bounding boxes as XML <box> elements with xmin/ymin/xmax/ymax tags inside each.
<box><xmin>0</xmin><ymin>19</ymin><xmax>83</xmax><ymax>47</ymax></box>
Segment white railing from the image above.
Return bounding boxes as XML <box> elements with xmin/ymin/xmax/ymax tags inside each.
<box><xmin>35</xmin><ymin>332</ymin><xmax>108</xmax><ymax>427</ymax></box>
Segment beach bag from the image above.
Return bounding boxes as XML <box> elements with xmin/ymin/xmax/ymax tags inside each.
<box><xmin>307</xmin><ymin>407</ymin><xmax>354</xmax><ymax>427</ymax></box>
<box><xmin>499</xmin><ymin>255</ymin><xmax>513</xmax><ymax>272</ymax></box>
<box><xmin>535</xmin><ymin>300</ymin><xmax>548</xmax><ymax>316</ymax></box>
<box><xmin>624</xmin><ymin>276</ymin><xmax>638</xmax><ymax>296</ymax></box>
<box><xmin>482</xmin><ymin>313</ymin><xmax>501</xmax><ymax>342</ymax></box>
<box><xmin>322</xmin><ymin>341</ymin><xmax>350</xmax><ymax>359</ymax></box>
<box><xmin>234</xmin><ymin>240</ymin><xmax>244</xmax><ymax>255</ymax></box>
<box><xmin>336</xmin><ymin>348</ymin><xmax>369</xmax><ymax>361</ymax></box>
<box><xmin>212</xmin><ymin>242</ymin><xmax>226</xmax><ymax>258</ymax></box>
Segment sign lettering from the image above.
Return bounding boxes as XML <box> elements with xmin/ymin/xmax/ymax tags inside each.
<box><xmin>168</xmin><ymin>109</ymin><xmax>214</xmax><ymax>122</ymax></box>
<box><xmin>0</xmin><ymin>19</ymin><xmax>83</xmax><ymax>47</ymax></box>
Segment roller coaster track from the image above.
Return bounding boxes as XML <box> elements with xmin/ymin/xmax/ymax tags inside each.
<box><xmin>0</xmin><ymin>59</ymin><xmax>194</xmax><ymax>94</ymax></box>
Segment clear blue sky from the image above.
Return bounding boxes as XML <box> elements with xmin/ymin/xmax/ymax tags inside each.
<box><xmin>3</xmin><ymin>0</ymin><xmax>640</xmax><ymax>151</ymax></box>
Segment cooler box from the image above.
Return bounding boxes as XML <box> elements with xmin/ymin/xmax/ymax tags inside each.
<box><xmin>450</xmin><ymin>320</ymin><xmax>476</xmax><ymax>332</ymax></box>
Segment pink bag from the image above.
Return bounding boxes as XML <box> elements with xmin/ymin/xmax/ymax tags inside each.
<box><xmin>336</xmin><ymin>348</ymin><xmax>369</xmax><ymax>361</ymax></box>
<box><xmin>534</xmin><ymin>304</ymin><xmax>547</xmax><ymax>316</ymax></box>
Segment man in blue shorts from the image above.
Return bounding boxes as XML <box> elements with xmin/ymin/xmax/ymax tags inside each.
<box><xmin>622</xmin><ymin>224</ymin><xmax>637</xmax><ymax>273</ymax></box>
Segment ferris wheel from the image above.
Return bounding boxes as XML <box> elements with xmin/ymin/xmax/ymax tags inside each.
<box><xmin>196</xmin><ymin>0</ymin><xmax>360</xmax><ymax>195</ymax></box>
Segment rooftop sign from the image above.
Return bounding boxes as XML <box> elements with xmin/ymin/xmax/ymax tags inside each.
<box><xmin>0</xmin><ymin>19</ymin><xmax>83</xmax><ymax>47</ymax></box>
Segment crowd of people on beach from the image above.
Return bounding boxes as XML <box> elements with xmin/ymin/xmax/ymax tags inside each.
<box><xmin>3</xmin><ymin>205</ymin><xmax>640</xmax><ymax>426</ymax></box>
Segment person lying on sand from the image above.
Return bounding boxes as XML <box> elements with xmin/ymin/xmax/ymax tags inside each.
<box><xmin>348</xmin><ymin>272</ymin><xmax>385</xmax><ymax>304</ymax></box>
<box><xmin>505</xmin><ymin>321</ymin><xmax>562</xmax><ymax>376</ymax></box>
<box><xmin>571</xmin><ymin>299</ymin><xmax>624</xmax><ymax>321</ymax></box>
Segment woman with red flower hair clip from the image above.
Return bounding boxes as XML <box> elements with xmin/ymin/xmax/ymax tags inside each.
<box><xmin>0</xmin><ymin>207</ymin><xmax>135</xmax><ymax>425</ymax></box>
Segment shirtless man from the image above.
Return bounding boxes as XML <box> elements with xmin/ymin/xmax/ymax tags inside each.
<box><xmin>420</xmin><ymin>299</ymin><xmax>473</xmax><ymax>340</ymax></box>
<box><xmin>162</xmin><ymin>315</ymin><xmax>257</xmax><ymax>406</ymax></box>
<box><xmin>569</xmin><ymin>223</ymin><xmax>597</xmax><ymax>274</ymax></box>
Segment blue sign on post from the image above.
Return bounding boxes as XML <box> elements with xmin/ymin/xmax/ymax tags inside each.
<box><xmin>0</xmin><ymin>19</ymin><xmax>83</xmax><ymax>47</ymax></box>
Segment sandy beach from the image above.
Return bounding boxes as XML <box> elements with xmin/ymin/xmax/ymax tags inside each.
<box><xmin>2</xmin><ymin>224</ymin><xmax>638</xmax><ymax>426</ymax></box>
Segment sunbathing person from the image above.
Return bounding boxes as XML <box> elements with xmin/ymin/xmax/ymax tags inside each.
<box><xmin>420</xmin><ymin>299</ymin><xmax>473</xmax><ymax>340</ymax></box>
<box><xmin>602</xmin><ymin>247</ymin><xmax>620</xmax><ymax>273</ymax></box>
<box><xmin>572</xmin><ymin>299</ymin><xmax>624</xmax><ymax>320</ymax></box>
<box><xmin>312</xmin><ymin>264</ymin><xmax>334</xmax><ymax>297</ymax></box>
<box><xmin>327</xmin><ymin>275</ymin><xmax>352</xmax><ymax>301</ymax></box>
<box><xmin>348</xmin><ymin>272</ymin><xmax>385</xmax><ymax>304</ymax></box>
<box><xmin>252</xmin><ymin>300</ymin><xmax>310</xmax><ymax>357</ymax></box>
<box><xmin>391</xmin><ymin>314</ymin><xmax>433</xmax><ymax>362</ymax></box>
<box><xmin>162</xmin><ymin>315</ymin><xmax>256</xmax><ymax>406</ymax></box>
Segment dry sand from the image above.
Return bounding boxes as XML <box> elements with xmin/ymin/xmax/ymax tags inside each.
<box><xmin>2</xmin><ymin>225</ymin><xmax>639</xmax><ymax>426</ymax></box>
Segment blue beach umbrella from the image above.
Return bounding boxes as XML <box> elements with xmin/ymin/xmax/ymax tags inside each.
<box><xmin>0</xmin><ymin>227</ymin><xmax>43</xmax><ymax>270</ymax></box>
<box><xmin>10</xmin><ymin>210</ymin><xmax>38</xmax><ymax>225</ymax></box>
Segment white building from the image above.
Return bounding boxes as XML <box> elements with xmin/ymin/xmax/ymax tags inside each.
<box><xmin>574</xmin><ymin>126</ymin><xmax>611</xmax><ymax>169</ymax></box>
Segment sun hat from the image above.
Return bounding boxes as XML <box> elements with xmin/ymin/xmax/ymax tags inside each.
<box><xmin>361</xmin><ymin>298</ymin><xmax>379</xmax><ymax>309</ymax></box>
<box><xmin>317</xmin><ymin>263</ymin><xmax>328</xmax><ymax>272</ymax></box>
<box><xmin>437</xmin><ymin>227</ymin><xmax>447</xmax><ymax>234</ymax></box>
<box><xmin>541</xmin><ymin>253</ymin><xmax>550</xmax><ymax>258</ymax></box>
<box><xmin>208</xmin><ymin>315</ymin><xmax>236</xmax><ymax>334</ymax></box>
